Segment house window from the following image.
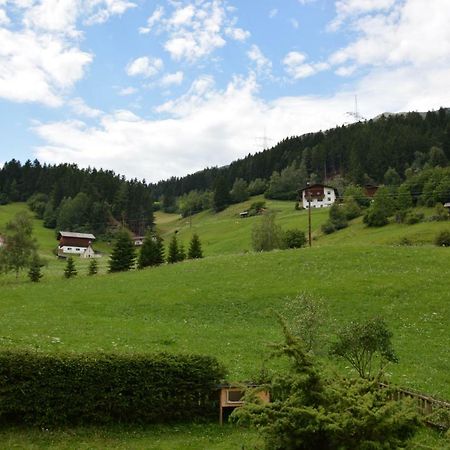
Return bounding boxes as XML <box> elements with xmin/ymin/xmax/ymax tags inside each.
<box><xmin>327</xmin><ymin>197</ymin><xmax>331</xmax><ymax>201</ymax></box>
<box><xmin>67</xmin><ymin>247</ymin><xmax>72</xmax><ymax>250</ymax></box>
<box><xmin>76</xmin><ymin>248</ymin><xmax>80</xmax><ymax>251</ymax></box>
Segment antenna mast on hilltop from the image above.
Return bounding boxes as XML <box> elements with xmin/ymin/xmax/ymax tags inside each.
<box><xmin>255</xmin><ymin>127</ymin><xmax>274</xmax><ymax>150</ymax></box>
<box><xmin>346</xmin><ymin>95</ymin><xmax>366</xmax><ymax>122</ymax></box>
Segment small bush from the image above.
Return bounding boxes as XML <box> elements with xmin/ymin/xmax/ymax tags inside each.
<box><xmin>435</xmin><ymin>230</ymin><xmax>450</xmax><ymax>247</ymax></box>
<box><xmin>282</xmin><ymin>229</ymin><xmax>306</xmax><ymax>249</ymax></box>
<box><xmin>406</xmin><ymin>212</ymin><xmax>424</xmax><ymax>225</ymax></box>
<box><xmin>321</xmin><ymin>221</ymin><xmax>336</xmax><ymax>234</ymax></box>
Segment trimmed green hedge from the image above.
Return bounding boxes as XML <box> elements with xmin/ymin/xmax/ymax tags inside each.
<box><xmin>0</xmin><ymin>351</ymin><xmax>225</xmax><ymax>426</ymax></box>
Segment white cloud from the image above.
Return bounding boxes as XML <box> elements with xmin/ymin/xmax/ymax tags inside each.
<box><xmin>69</xmin><ymin>97</ymin><xmax>103</xmax><ymax>118</ymax></box>
<box><xmin>84</xmin><ymin>0</ymin><xmax>136</xmax><ymax>25</ymax></box>
<box><xmin>225</xmin><ymin>26</ymin><xmax>250</xmax><ymax>41</ymax></box>
<box><xmin>0</xmin><ymin>8</ymin><xmax>10</xmax><ymax>24</ymax></box>
<box><xmin>0</xmin><ymin>0</ymin><xmax>135</xmax><ymax>106</ymax></box>
<box><xmin>0</xmin><ymin>28</ymin><xmax>92</xmax><ymax>106</ymax></box>
<box><xmin>139</xmin><ymin>5</ymin><xmax>164</xmax><ymax>34</ymax></box>
<box><xmin>290</xmin><ymin>18</ymin><xmax>299</xmax><ymax>29</ymax></box>
<box><xmin>329</xmin><ymin>0</ymin><xmax>450</xmax><ymax>71</ymax></box>
<box><xmin>141</xmin><ymin>0</ymin><xmax>249</xmax><ymax>62</ymax></box>
<box><xmin>118</xmin><ymin>86</ymin><xmax>138</xmax><ymax>96</ymax></box>
<box><xmin>160</xmin><ymin>71</ymin><xmax>184</xmax><ymax>87</ymax></box>
<box><xmin>126</xmin><ymin>56</ymin><xmax>164</xmax><ymax>78</ymax></box>
<box><xmin>283</xmin><ymin>51</ymin><xmax>329</xmax><ymax>79</ymax></box>
<box><xmin>247</xmin><ymin>44</ymin><xmax>272</xmax><ymax>75</ymax></box>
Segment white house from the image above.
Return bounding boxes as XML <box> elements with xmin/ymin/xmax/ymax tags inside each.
<box><xmin>299</xmin><ymin>184</ymin><xmax>338</xmax><ymax>209</ymax></box>
<box><xmin>57</xmin><ymin>231</ymin><xmax>98</xmax><ymax>257</ymax></box>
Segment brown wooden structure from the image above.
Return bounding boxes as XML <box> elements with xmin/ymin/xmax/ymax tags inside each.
<box><xmin>219</xmin><ymin>384</ymin><xmax>270</xmax><ymax>425</ymax></box>
<box><xmin>379</xmin><ymin>383</ymin><xmax>450</xmax><ymax>429</ymax></box>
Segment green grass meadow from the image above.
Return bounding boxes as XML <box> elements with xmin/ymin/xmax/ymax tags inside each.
<box><xmin>1</xmin><ymin>201</ymin><xmax>450</xmax><ymax>448</ymax></box>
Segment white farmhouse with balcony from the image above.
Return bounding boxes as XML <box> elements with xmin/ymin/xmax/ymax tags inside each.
<box><xmin>299</xmin><ymin>184</ymin><xmax>338</xmax><ymax>209</ymax></box>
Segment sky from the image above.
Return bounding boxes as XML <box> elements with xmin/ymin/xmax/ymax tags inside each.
<box><xmin>1</xmin><ymin>0</ymin><xmax>450</xmax><ymax>183</ymax></box>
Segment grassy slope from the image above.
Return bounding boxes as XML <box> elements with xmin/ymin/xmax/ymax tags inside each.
<box><xmin>1</xmin><ymin>201</ymin><xmax>450</xmax><ymax>448</ymax></box>
<box><xmin>1</xmin><ymin>245</ymin><xmax>449</xmax><ymax>399</ymax></box>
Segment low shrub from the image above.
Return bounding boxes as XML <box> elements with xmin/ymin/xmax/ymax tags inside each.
<box><xmin>406</xmin><ymin>212</ymin><xmax>424</xmax><ymax>225</ymax></box>
<box><xmin>321</xmin><ymin>221</ymin><xmax>336</xmax><ymax>235</ymax></box>
<box><xmin>282</xmin><ymin>229</ymin><xmax>306</xmax><ymax>249</ymax></box>
<box><xmin>0</xmin><ymin>351</ymin><xmax>225</xmax><ymax>427</ymax></box>
<box><xmin>435</xmin><ymin>230</ymin><xmax>450</xmax><ymax>247</ymax></box>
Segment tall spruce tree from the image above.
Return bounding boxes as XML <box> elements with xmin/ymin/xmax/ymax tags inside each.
<box><xmin>87</xmin><ymin>259</ymin><xmax>98</xmax><ymax>276</ymax></box>
<box><xmin>188</xmin><ymin>233</ymin><xmax>203</xmax><ymax>259</ymax></box>
<box><xmin>108</xmin><ymin>229</ymin><xmax>136</xmax><ymax>272</ymax></box>
<box><xmin>212</xmin><ymin>176</ymin><xmax>230</xmax><ymax>212</ymax></box>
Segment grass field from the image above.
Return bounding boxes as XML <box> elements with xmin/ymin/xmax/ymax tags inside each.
<box><xmin>1</xmin><ymin>201</ymin><xmax>450</xmax><ymax>448</ymax></box>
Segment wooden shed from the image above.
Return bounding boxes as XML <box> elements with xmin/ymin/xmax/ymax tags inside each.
<box><xmin>218</xmin><ymin>384</ymin><xmax>270</xmax><ymax>425</ymax></box>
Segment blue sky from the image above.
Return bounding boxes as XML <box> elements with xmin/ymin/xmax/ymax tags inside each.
<box><xmin>1</xmin><ymin>0</ymin><xmax>450</xmax><ymax>182</ymax></box>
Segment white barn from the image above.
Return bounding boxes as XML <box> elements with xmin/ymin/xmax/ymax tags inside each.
<box><xmin>299</xmin><ymin>184</ymin><xmax>338</xmax><ymax>209</ymax></box>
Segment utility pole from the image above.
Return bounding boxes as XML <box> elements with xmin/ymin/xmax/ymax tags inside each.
<box><xmin>308</xmin><ymin>194</ymin><xmax>312</xmax><ymax>247</ymax></box>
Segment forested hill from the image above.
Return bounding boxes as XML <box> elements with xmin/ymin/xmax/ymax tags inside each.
<box><xmin>151</xmin><ymin>108</ymin><xmax>450</xmax><ymax>198</ymax></box>
<box><xmin>0</xmin><ymin>162</ymin><xmax>153</xmax><ymax>236</ymax></box>
<box><xmin>1</xmin><ymin>108</ymin><xmax>449</xmax><ymax>232</ymax></box>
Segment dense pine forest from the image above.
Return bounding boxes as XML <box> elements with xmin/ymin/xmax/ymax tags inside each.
<box><xmin>0</xmin><ymin>162</ymin><xmax>153</xmax><ymax>236</ymax></box>
<box><xmin>1</xmin><ymin>108</ymin><xmax>449</xmax><ymax>233</ymax></box>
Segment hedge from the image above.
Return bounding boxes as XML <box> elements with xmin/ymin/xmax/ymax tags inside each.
<box><xmin>0</xmin><ymin>351</ymin><xmax>225</xmax><ymax>426</ymax></box>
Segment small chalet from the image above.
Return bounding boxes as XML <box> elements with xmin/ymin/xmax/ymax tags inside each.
<box><xmin>57</xmin><ymin>231</ymin><xmax>97</xmax><ymax>258</ymax></box>
<box><xmin>133</xmin><ymin>236</ymin><xmax>145</xmax><ymax>246</ymax></box>
<box><xmin>444</xmin><ymin>202</ymin><xmax>450</xmax><ymax>212</ymax></box>
<box><xmin>298</xmin><ymin>184</ymin><xmax>338</xmax><ymax>209</ymax></box>
<box><xmin>364</xmin><ymin>184</ymin><xmax>379</xmax><ymax>198</ymax></box>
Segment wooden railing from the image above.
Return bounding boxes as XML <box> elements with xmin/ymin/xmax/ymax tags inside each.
<box><xmin>379</xmin><ymin>383</ymin><xmax>450</xmax><ymax>429</ymax></box>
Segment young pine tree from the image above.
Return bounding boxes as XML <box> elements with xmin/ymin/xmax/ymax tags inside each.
<box><xmin>167</xmin><ymin>234</ymin><xmax>185</xmax><ymax>263</ymax></box>
<box><xmin>108</xmin><ymin>229</ymin><xmax>136</xmax><ymax>272</ymax></box>
<box><xmin>28</xmin><ymin>252</ymin><xmax>43</xmax><ymax>282</ymax></box>
<box><xmin>87</xmin><ymin>259</ymin><xmax>98</xmax><ymax>276</ymax></box>
<box><xmin>138</xmin><ymin>231</ymin><xmax>165</xmax><ymax>268</ymax></box>
<box><xmin>64</xmin><ymin>256</ymin><xmax>77</xmax><ymax>279</ymax></box>
<box><xmin>188</xmin><ymin>233</ymin><xmax>203</xmax><ymax>259</ymax></box>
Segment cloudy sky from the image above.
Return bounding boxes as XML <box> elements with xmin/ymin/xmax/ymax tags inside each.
<box><xmin>1</xmin><ymin>0</ymin><xmax>450</xmax><ymax>182</ymax></box>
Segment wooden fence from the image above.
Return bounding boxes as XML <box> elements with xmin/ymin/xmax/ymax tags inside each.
<box><xmin>379</xmin><ymin>383</ymin><xmax>450</xmax><ymax>429</ymax></box>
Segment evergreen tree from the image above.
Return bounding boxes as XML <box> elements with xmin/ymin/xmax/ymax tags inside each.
<box><xmin>212</xmin><ymin>176</ymin><xmax>230</xmax><ymax>212</ymax></box>
<box><xmin>64</xmin><ymin>256</ymin><xmax>77</xmax><ymax>279</ymax></box>
<box><xmin>87</xmin><ymin>259</ymin><xmax>98</xmax><ymax>276</ymax></box>
<box><xmin>108</xmin><ymin>229</ymin><xmax>136</xmax><ymax>272</ymax></box>
<box><xmin>138</xmin><ymin>230</ymin><xmax>165</xmax><ymax>268</ymax></box>
<box><xmin>188</xmin><ymin>233</ymin><xmax>203</xmax><ymax>259</ymax></box>
<box><xmin>28</xmin><ymin>252</ymin><xmax>43</xmax><ymax>282</ymax></box>
<box><xmin>167</xmin><ymin>234</ymin><xmax>180</xmax><ymax>264</ymax></box>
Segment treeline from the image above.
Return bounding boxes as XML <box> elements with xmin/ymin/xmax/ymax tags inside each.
<box><xmin>152</xmin><ymin>108</ymin><xmax>450</xmax><ymax>212</ymax></box>
<box><xmin>0</xmin><ymin>160</ymin><xmax>153</xmax><ymax>236</ymax></box>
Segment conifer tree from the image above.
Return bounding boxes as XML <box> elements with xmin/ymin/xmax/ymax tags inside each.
<box><xmin>28</xmin><ymin>252</ymin><xmax>43</xmax><ymax>282</ymax></box>
<box><xmin>138</xmin><ymin>230</ymin><xmax>165</xmax><ymax>268</ymax></box>
<box><xmin>87</xmin><ymin>259</ymin><xmax>98</xmax><ymax>276</ymax></box>
<box><xmin>188</xmin><ymin>233</ymin><xmax>203</xmax><ymax>259</ymax></box>
<box><xmin>64</xmin><ymin>256</ymin><xmax>77</xmax><ymax>278</ymax></box>
<box><xmin>108</xmin><ymin>229</ymin><xmax>136</xmax><ymax>272</ymax></box>
<box><xmin>167</xmin><ymin>234</ymin><xmax>184</xmax><ymax>263</ymax></box>
<box><xmin>167</xmin><ymin>234</ymin><xmax>179</xmax><ymax>264</ymax></box>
